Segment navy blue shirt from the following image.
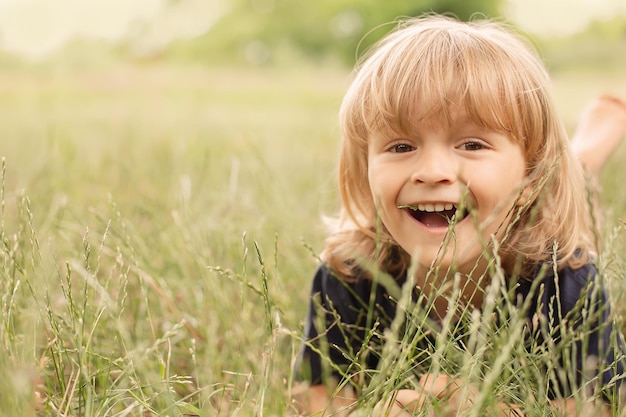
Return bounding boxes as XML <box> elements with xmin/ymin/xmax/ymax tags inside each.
<box><xmin>297</xmin><ymin>263</ymin><xmax>626</xmax><ymax>402</ymax></box>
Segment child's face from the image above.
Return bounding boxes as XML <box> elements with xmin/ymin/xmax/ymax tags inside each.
<box><xmin>367</xmin><ymin>110</ymin><xmax>526</xmax><ymax>275</ymax></box>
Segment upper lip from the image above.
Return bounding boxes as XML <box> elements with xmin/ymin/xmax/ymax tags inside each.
<box><xmin>398</xmin><ymin>202</ymin><xmax>458</xmax><ymax>212</ymax></box>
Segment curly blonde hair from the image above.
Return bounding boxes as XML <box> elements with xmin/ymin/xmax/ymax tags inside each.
<box><xmin>323</xmin><ymin>15</ymin><xmax>595</xmax><ymax>281</ymax></box>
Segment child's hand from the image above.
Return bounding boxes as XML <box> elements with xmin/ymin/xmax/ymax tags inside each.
<box><xmin>374</xmin><ymin>373</ymin><xmax>478</xmax><ymax>416</ymax></box>
<box><xmin>374</xmin><ymin>373</ymin><xmax>522</xmax><ymax>416</ymax></box>
<box><xmin>418</xmin><ymin>373</ymin><xmax>479</xmax><ymax>415</ymax></box>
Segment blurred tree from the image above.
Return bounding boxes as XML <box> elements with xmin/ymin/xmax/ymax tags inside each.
<box><xmin>585</xmin><ymin>15</ymin><xmax>626</xmax><ymax>39</ymax></box>
<box><xmin>164</xmin><ymin>0</ymin><xmax>504</xmax><ymax>66</ymax></box>
<box><xmin>538</xmin><ymin>14</ymin><xmax>626</xmax><ymax>72</ymax></box>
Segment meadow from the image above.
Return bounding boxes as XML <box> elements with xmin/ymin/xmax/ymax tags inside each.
<box><xmin>0</xmin><ymin>62</ymin><xmax>625</xmax><ymax>416</ymax></box>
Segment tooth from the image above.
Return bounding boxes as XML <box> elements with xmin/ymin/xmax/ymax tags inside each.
<box><xmin>424</xmin><ymin>204</ymin><xmax>435</xmax><ymax>212</ymax></box>
<box><xmin>434</xmin><ymin>203</ymin><xmax>444</xmax><ymax>212</ymax></box>
<box><xmin>418</xmin><ymin>204</ymin><xmax>425</xmax><ymax>211</ymax></box>
<box><xmin>444</xmin><ymin>203</ymin><xmax>453</xmax><ymax>210</ymax></box>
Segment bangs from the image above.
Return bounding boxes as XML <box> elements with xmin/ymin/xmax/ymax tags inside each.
<box><xmin>341</xmin><ymin>18</ymin><xmax>550</xmax><ymax>147</ymax></box>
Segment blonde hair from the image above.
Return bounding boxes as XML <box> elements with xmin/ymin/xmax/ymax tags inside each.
<box><xmin>323</xmin><ymin>15</ymin><xmax>595</xmax><ymax>280</ymax></box>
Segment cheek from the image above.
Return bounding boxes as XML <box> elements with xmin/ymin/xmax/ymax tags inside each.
<box><xmin>509</xmin><ymin>165</ymin><xmax>528</xmax><ymax>198</ymax></box>
<box><xmin>366</xmin><ymin>166</ymin><xmax>375</xmax><ymax>195</ymax></box>
<box><xmin>369</xmin><ymin>172</ymin><xmax>398</xmax><ymax>212</ymax></box>
<box><xmin>367</xmin><ymin>161</ymin><xmax>384</xmax><ymax>198</ymax></box>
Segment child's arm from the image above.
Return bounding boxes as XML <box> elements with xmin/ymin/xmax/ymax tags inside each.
<box><xmin>293</xmin><ymin>265</ymin><xmax>388</xmax><ymax>415</ymax></box>
<box><xmin>553</xmin><ymin>398</ymin><xmax>611</xmax><ymax>417</ymax></box>
<box><xmin>374</xmin><ymin>375</ymin><xmax>611</xmax><ymax>417</ymax></box>
<box><xmin>291</xmin><ymin>384</ymin><xmax>611</xmax><ymax>417</ymax></box>
<box><xmin>293</xmin><ymin>374</ymin><xmax>499</xmax><ymax>416</ymax></box>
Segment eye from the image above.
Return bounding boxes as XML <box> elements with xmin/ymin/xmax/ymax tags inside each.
<box><xmin>388</xmin><ymin>143</ymin><xmax>415</xmax><ymax>153</ymax></box>
<box><xmin>458</xmin><ymin>140</ymin><xmax>486</xmax><ymax>151</ymax></box>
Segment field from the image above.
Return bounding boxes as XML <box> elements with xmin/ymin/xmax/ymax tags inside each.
<box><xmin>0</xmin><ymin>63</ymin><xmax>625</xmax><ymax>416</ymax></box>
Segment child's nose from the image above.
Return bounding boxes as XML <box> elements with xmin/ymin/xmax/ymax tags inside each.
<box><xmin>410</xmin><ymin>150</ymin><xmax>458</xmax><ymax>185</ymax></box>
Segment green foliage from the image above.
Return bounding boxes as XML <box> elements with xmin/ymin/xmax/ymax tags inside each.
<box><xmin>586</xmin><ymin>15</ymin><xmax>626</xmax><ymax>40</ymax></box>
<box><xmin>538</xmin><ymin>15</ymin><xmax>626</xmax><ymax>73</ymax></box>
<box><xmin>164</xmin><ymin>0</ymin><xmax>503</xmax><ymax>65</ymax></box>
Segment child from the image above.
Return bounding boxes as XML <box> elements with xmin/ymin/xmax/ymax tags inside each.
<box><xmin>293</xmin><ymin>15</ymin><xmax>626</xmax><ymax>416</ymax></box>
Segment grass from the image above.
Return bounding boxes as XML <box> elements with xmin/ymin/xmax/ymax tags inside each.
<box><xmin>0</xmin><ymin>62</ymin><xmax>625</xmax><ymax>416</ymax></box>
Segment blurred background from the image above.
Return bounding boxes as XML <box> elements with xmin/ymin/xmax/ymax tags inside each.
<box><xmin>1</xmin><ymin>0</ymin><xmax>625</xmax><ymax>67</ymax></box>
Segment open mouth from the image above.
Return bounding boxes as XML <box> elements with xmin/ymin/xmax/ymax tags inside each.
<box><xmin>398</xmin><ymin>203</ymin><xmax>469</xmax><ymax>227</ymax></box>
